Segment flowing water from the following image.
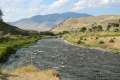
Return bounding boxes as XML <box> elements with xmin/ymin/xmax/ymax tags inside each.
<box><xmin>2</xmin><ymin>39</ymin><xmax>120</xmax><ymax>80</ymax></box>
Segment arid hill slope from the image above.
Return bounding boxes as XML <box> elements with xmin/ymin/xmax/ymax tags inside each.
<box><xmin>52</xmin><ymin>15</ymin><xmax>120</xmax><ymax>33</ymax></box>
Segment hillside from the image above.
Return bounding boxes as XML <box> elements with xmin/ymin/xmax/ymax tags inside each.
<box><xmin>0</xmin><ymin>21</ymin><xmax>40</xmax><ymax>61</ymax></box>
<box><xmin>53</xmin><ymin>15</ymin><xmax>120</xmax><ymax>52</ymax></box>
<box><xmin>52</xmin><ymin>15</ymin><xmax>120</xmax><ymax>33</ymax></box>
<box><xmin>0</xmin><ymin>21</ymin><xmax>27</xmax><ymax>36</ymax></box>
<box><xmin>10</xmin><ymin>12</ymin><xmax>91</xmax><ymax>32</ymax></box>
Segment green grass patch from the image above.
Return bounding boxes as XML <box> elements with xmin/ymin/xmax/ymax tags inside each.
<box><xmin>0</xmin><ymin>35</ymin><xmax>40</xmax><ymax>62</ymax></box>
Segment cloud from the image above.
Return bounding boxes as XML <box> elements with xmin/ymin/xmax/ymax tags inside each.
<box><xmin>0</xmin><ymin>0</ymin><xmax>27</xmax><ymax>21</ymax></box>
<box><xmin>0</xmin><ymin>0</ymin><xmax>68</xmax><ymax>21</ymax></box>
<box><xmin>44</xmin><ymin>0</ymin><xmax>68</xmax><ymax>14</ymax></box>
<box><xmin>110</xmin><ymin>0</ymin><xmax>120</xmax><ymax>6</ymax></box>
<box><xmin>0</xmin><ymin>0</ymin><xmax>45</xmax><ymax>21</ymax></box>
<box><xmin>72</xmin><ymin>0</ymin><xmax>120</xmax><ymax>11</ymax></box>
<box><xmin>0</xmin><ymin>0</ymin><xmax>120</xmax><ymax>21</ymax></box>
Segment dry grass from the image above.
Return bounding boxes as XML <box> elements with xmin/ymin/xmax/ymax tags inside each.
<box><xmin>64</xmin><ymin>32</ymin><xmax>120</xmax><ymax>52</ymax></box>
<box><xmin>2</xmin><ymin>65</ymin><xmax>60</xmax><ymax>80</ymax></box>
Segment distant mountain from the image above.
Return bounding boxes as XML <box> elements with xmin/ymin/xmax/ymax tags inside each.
<box><xmin>9</xmin><ymin>12</ymin><xmax>91</xmax><ymax>32</ymax></box>
<box><xmin>52</xmin><ymin>15</ymin><xmax>120</xmax><ymax>33</ymax></box>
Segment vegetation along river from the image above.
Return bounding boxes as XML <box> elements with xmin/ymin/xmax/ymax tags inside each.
<box><xmin>2</xmin><ymin>38</ymin><xmax>120</xmax><ymax>80</ymax></box>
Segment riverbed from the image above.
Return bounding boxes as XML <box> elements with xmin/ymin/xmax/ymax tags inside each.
<box><xmin>2</xmin><ymin>38</ymin><xmax>120</xmax><ymax>80</ymax></box>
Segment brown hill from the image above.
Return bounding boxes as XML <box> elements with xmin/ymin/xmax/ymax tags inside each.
<box><xmin>52</xmin><ymin>15</ymin><xmax>120</xmax><ymax>33</ymax></box>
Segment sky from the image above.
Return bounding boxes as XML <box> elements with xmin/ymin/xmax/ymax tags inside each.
<box><xmin>0</xmin><ymin>0</ymin><xmax>120</xmax><ymax>22</ymax></box>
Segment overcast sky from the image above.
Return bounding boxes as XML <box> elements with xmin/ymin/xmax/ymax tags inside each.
<box><xmin>0</xmin><ymin>0</ymin><xmax>120</xmax><ymax>22</ymax></box>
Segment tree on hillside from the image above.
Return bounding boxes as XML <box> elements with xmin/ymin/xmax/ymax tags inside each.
<box><xmin>80</xmin><ymin>27</ymin><xmax>87</xmax><ymax>32</ymax></box>
<box><xmin>119</xmin><ymin>19</ymin><xmax>120</xmax><ymax>23</ymax></box>
<box><xmin>97</xmin><ymin>25</ymin><xmax>103</xmax><ymax>31</ymax></box>
<box><xmin>106</xmin><ymin>24</ymin><xmax>111</xmax><ymax>31</ymax></box>
<box><xmin>0</xmin><ymin>9</ymin><xmax>3</xmax><ymax>21</ymax></box>
<box><xmin>114</xmin><ymin>28</ymin><xmax>119</xmax><ymax>32</ymax></box>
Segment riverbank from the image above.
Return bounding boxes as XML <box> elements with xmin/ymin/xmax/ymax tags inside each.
<box><xmin>62</xmin><ymin>32</ymin><xmax>120</xmax><ymax>53</ymax></box>
<box><xmin>63</xmin><ymin>39</ymin><xmax>109</xmax><ymax>52</ymax></box>
<box><xmin>0</xmin><ymin>35</ymin><xmax>40</xmax><ymax>62</ymax></box>
<box><xmin>0</xmin><ymin>36</ymin><xmax>63</xmax><ymax>80</ymax></box>
<box><xmin>1</xmin><ymin>65</ymin><xmax>60</xmax><ymax>80</ymax></box>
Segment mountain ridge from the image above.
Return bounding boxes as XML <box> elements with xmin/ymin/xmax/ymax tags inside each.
<box><xmin>9</xmin><ymin>12</ymin><xmax>91</xmax><ymax>32</ymax></box>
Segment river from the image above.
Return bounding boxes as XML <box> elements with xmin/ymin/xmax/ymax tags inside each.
<box><xmin>2</xmin><ymin>38</ymin><xmax>120</xmax><ymax>80</ymax></box>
